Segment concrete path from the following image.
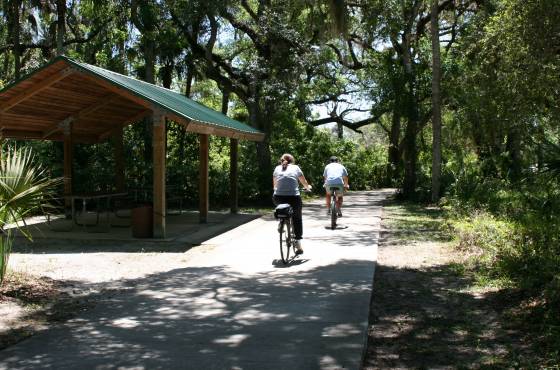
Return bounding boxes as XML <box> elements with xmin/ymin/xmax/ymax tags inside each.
<box><xmin>0</xmin><ymin>190</ymin><xmax>392</xmax><ymax>370</ymax></box>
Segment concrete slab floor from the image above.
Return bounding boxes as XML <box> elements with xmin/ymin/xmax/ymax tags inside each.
<box><xmin>0</xmin><ymin>190</ymin><xmax>393</xmax><ymax>370</ymax></box>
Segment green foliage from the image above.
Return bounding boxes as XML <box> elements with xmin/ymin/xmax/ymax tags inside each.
<box><xmin>269</xmin><ymin>117</ymin><xmax>386</xmax><ymax>197</ymax></box>
<box><xmin>0</xmin><ymin>147</ymin><xmax>62</xmax><ymax>284</ymax></box>
<box><xmin>453</xmin><ymin>212</ymin><xmax>519</xmax><ymax>284</ymax></box>
<box><xmin>447</xmin><ymin>176</ymin><xmax>560</xmax><ymax>333</ymax></box>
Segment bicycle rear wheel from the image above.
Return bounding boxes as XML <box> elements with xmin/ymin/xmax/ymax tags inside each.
<box><xmin>330</xmin><ymin>193</ymin><xmax>337</xmax><ymax>229</ymax></box>
<box><xmin>279</xmin><ymin>219</ymin><xmax>292</xmax><ymax>264</ymax></box>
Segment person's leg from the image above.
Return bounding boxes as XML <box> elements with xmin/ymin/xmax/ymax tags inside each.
<box><xmin>290</xmin><ymin>196</ymin><xmax>303</xmax><ymax>240</ymax></box>
<box><xmin>325</xmin><ymin>189</ymin><xmax>331</xmax><ymax>212</ymax></box>
<box><xmin>335</xmin><ymin>185</ymin><xmax>344</xmax><ymax>215</ymax></box>
<box><xmin>337</xmin><ymin>194</ymin><xmax>343</xmax><ymax>209</ymax></box>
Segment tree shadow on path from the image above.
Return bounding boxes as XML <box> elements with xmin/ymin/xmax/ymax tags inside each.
<box><xmin>0</xmin><ymin>258</ymin><xmax>374</xmax><ymax>370</ymax></box>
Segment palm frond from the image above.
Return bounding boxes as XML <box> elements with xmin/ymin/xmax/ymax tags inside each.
<box><xmin>541</xmin><ymin>140</ymin><xmax>560</xmax><ymax>180</ymax></box>
<box><xmin>0</xmin><ymin>147</ymin><xmax>63</xmax><ymax>232</ymax></box>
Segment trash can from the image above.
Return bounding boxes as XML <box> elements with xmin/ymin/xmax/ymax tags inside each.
<box><xmin>131</xmin><ymin>205</ymin><xmax>153</xmax><ymax>238</ymax></box>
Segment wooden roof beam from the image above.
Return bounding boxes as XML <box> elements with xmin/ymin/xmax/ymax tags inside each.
<box><xmin>74</xmin><ymin>69</ymin><xmax>153</xmax><ymax>110</ymax></box>
<box><xmin>0</xmin><ymin>67</ymin><xmax>74</xmax><ymax>113</ymax></box>
<box><xmin>1</xmin><ymin>128</ymin><xmax>97</xmax><ymax>143</ymax></box>
<box><xmin>74</xmin><ymin>93</ymin><xmax>116</xmax><ymax>117</ymax></box>
<box><xmin>178</xmin><ymin>119</ymin><xmax>263</xmax><ymax>141</ymax></box>
<box><xmin>42</xmin><ymin>93</ymin><xmax>115</xmax><ymax>139</ymax></box>
<box><xmin>42</xmin><ymin>117</ymin><xmax>73</xmax><ymax>139</ymax></box>
<box><xmin>97</xmin><ymin>109</ymin><xmax>152</xmax><ymax>142</ymax></box>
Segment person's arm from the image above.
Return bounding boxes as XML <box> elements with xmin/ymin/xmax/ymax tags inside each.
<box><xmin>272</xmin><ymin>167</ymin><xmax>278</xmax><ymax>190</ymax></box>
<box><xmin>298</xmin><ymin>175</ymin><xmax>312</xmax><ymax>191</ymax></box>
<box><xmin>343</xmin><ymin>176</ymin><xmax>349</xmax><ymax>189</ymax></box>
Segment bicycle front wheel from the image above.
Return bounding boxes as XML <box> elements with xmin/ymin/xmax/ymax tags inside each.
<box><xmin>330</xmin><ymin>195</ymin><xmax>337</xmax><ymax>230</ymax></box>
<box><xmin>279</xmin><ymin>219</ymin><xmax>291</xmax><ymax>264</ymax></box>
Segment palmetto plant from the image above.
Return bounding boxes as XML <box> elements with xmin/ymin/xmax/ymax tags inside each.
<box><xmin>541</xmin><ymin>140</ymin><xmax>560</xmax><ymax>181</ymax></box>
<box><xmin>0</xmin><ymin>146</ymin><xmax>62</xmax><ymax>284</ymax></box>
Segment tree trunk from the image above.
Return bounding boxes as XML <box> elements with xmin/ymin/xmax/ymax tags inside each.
<box><xmin>506</xmin><ymin>125</ymin><xmax>521</xmax><ymax>181</ymax></box>
<box><xmin>56</xmin><ymin>0</ymin><xmax>66</xmax><ymax>56</ymax></box>
<box><xmin>387</xmin><ymin>110</ymin><xmax>401</xmax><ymax>185</ymax></box>
<box><xmin>248</xmin><ymin>97</ymin><xmax>272</xmax><ymax>203</ymax></box>
<box><xmin>430</xmin><ymin>0</ymin><xmax>442</xmax><ymax>202</ymax></box>
<box><xmin>161</xmin><ymin>63</ymin><xmax>173</xmax><ymax>89</ymax></box>
<box><xmin>402</xmin><ymin>113</ymin><xmax>418</xmax><ymax>197</ymax></box>
<box><xmin>9</xmin><ymin>0</ymin><xmax>22</xmax><ymax>79</ymax></box>
<box><xmin>401</xmin><ymin>40</ymin><xmax>419</xmax><ymax>198</ymax></box>
<box><xmin>185</xmin><ymin>61</ymin><xmax>194</xmax><ymax>98</ymax></box>
<box><xmin>177</xmin><ymin>63</ymin><xmax>194</xmax><ymax>183</ymax></box>
<box><xmin>221</xmin><ymin>87</ymin><xmax>230</xmax><ymax>115</ymax></box>
<box><xmin>142</xmin><ymin>39</ymin><xmax>156</xmax><ymax>186</ymax></box>
<box><xmin>144</xmin><ymin>40</ymin><xmax>155</xmax><ymax>84</ymax></box>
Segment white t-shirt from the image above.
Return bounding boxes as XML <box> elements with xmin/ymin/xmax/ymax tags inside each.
<box><xmin>273</xmin><ymin>164</ymin><xmax>303</xmax><ymax>196</ymax></box>
<box><xmin>323</xmin><ymin>162</ymin><xmax>348</xmax><ymax>185</ymax></box>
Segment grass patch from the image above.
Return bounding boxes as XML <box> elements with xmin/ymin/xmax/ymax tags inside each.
<box><xmin>382</xmin><ymin>201</ymin><xmax>453</xmax><ymax>243</ymax></box>
<box><xmin>446</xmin><ymin>208</ymin><xmax>560</xmax><ymax>367</ymax></box>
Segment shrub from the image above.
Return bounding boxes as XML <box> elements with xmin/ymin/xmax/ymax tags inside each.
<box><xmin>0</xmin><ymin>147</ymin><xmax>62</xmax><ymax>284</ymax></box>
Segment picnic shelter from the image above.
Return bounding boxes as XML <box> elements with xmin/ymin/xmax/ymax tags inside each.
<box><xmin>0</xmin><ymin>56</ymin><xmax>264</xmax><ymax>238</ymax></box>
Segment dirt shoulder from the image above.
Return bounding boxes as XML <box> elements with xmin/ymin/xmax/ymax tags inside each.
<box><xmin>0</xmin><ymin>240</ymin><xmax>219</xmax><ymax>350</ymax></box>
<box><xmin>0</xmin><ymin>272</ymin><xmax>92</xmax><ymax>349</ymax></box>
<box><xmin>362</xmin><ymin>201</ymin><xmax>541</xmax><ymax>369</ymax></box>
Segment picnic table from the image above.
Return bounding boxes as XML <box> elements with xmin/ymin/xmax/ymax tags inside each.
<box><xmin>67</xmin><ymin>192</ymin><xmax>128</xmax><ymax>231</ymax></box>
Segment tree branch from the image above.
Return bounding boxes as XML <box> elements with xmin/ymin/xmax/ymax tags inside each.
<box><xmin>220</xmin><ymin>9</ymin><xmax>263</xmax><ymax>51</ymax></box>
<box><xmin>327</xmin><ymin>42</ymin><xmax>363</xmax><ymax>70</ymax></box>
<box><xmin>240</xmin><ymin>0</ymin><xmax>258</xmax><ymax>21</ymax></box>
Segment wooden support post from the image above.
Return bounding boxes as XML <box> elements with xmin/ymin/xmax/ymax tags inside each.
<box><xmin>152</xmin><ymin>112</ymin><xmax>166</xmax><ymax>238</ymax></box>
<box><xmin>199</xmin><ymin>134</ymin><xmax>209</xmax><ymax>223</ymax></box>
<box><xmin>230</xmin><ymin>138</ymin><xmax>238</xmax><ymax>214</ymax></box>
<box><xmin>63</xmin><ymin>122</ymin><xmax>73</xmax><ymax>217</ymax></box>
<box><xmin>113</xmin><ymin>126</ymin><xmax>125</xmax><ymax>193</ymax></box>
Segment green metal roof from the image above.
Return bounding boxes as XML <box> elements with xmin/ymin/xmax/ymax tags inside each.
<box><xmin>61</xmin><ymin>56</ymin><xmax>263</xmax><ymax>140</ymax></box>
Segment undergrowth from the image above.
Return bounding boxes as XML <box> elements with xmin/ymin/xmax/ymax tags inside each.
<box><xmin>443</xmin><ymin>180</ymin><xmax>560</xmax><ymax>367</ymax></box>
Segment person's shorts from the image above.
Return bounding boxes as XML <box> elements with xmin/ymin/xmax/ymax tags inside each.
<box><xmin>325</xmin><ymin>184</ymin><xmax>344</xmax><ymax>194</ymax></box>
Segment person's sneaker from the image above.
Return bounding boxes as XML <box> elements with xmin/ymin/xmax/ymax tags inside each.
<box><xmin>337</xmin><ymin>210</ymin><xmax>342</xmax><ymax>217</ymax></box>
<box><xmin>294</xmin><ymin>240</ymin><xmax>304</xmax><ymax>255</ymax></box>
<box><xmin>326</xmin><ymin>209</ymin><xmax>331</xmax><ymax>216</ymax></box>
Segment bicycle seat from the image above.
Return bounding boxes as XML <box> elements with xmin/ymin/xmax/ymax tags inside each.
<box><xmin>274</xmin><ymin>203</ymin><xmax>293</xmax><ymax>219</ymax></box>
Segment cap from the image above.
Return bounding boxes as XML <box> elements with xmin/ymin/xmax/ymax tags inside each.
<box><xmin>329</xmin><ymin>156</ymin><xmax>338</xmax><ymax>163</ymax></box>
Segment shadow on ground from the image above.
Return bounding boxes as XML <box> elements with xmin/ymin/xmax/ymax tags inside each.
<box><xmin>0</xmin><ymin>259</ymin><xmax>374</xmax><ymax>370</ymax></box>
<box><xmin>362</xmin><ymin>261</ymin><xmax>535</xmax><ymax>369</ymax></box>
<box><xmin>362</xmin><ymin>199</ymin><xmax>537</xmax><ymax>369</ymax></box>
<box><xmin>11</xmin><ymin>213</ymin><xmax>261</xmax><ymax>254</ymax></box>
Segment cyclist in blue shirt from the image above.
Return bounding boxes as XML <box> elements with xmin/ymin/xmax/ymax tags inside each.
<box><xmin>273</xmin><ymin>153</ymin><xmax>312</xmax><ymax>255</ymax></box>
<box><xmin>323</xmin><ymin>156</ymin><xmax>349</xmax><ymax>216</ymax></box>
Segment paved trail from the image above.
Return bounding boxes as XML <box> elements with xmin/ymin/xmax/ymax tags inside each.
<box><xmin>0</xmin><ymin>190</ymin><xmax>392</xmax><ymax>370</ymax></box>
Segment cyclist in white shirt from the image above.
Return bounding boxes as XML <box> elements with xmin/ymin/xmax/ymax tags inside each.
<box><xmin>323</xmin><ymin>156</ymin><xmax>349</xmax><ymax>216</ymax></box>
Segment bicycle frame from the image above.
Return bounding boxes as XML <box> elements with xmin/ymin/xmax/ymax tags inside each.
<box><xmin>329</xmin><ymin>187</ymin><xmax>339</xmax><ymax>229</ymax></box>
<box><xmin>275</xmin><ymin>203</ymin><xmax>294</xmax><ymax>264</ymax></box>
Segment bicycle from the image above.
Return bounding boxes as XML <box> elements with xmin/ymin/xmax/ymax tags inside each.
<box><xmin>274</xmin><ymin>203</ymin><xmax>294</xmax><ymax>264</ymax></box>
<box><xmin>328</xmin><ymin>186</ymin><xmax>340</xmax><ymax>230</ymax></box>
